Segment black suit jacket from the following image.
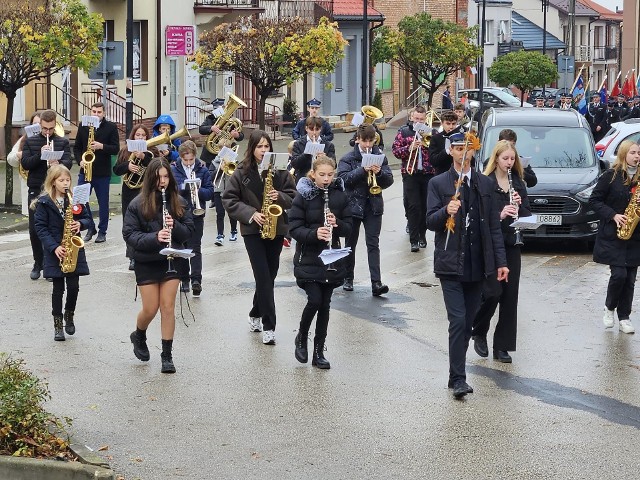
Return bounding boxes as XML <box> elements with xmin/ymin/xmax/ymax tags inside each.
<box><xmin>73</xmin><ymin>120</ymin><xmax>120</xmax><ymax>177</ymax></box>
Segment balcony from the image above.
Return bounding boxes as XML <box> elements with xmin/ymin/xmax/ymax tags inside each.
<box><xmin>575</xmin><ymin>45</ymin><xmax>591</xmax><ymax>62</ymax></box>
<box><xmin>258</xmin><ymin>0</ymin><xmax>334</xmax><ymax>21</ymax></box>
<box><xmin>593</xmin><ymin>46</ymin><xmax>618</xmax><ymax>62</ymax></box>
<box><xmin>195</xmin><ymin>0</ymin><xmax>259</xmax><ymax>7</ymax></box>
<box><xmin>194</xmin><ymin>0</ymin><xmax>264</xmax><ymax>25</ymax></box>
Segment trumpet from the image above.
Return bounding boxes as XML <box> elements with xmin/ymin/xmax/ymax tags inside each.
<box><xmin>364</xmin><ymin>148</ymin><xmax>383</xmax><ymax>195</ymax></box>
<box><xmin>123</xmin><ymin>132</ymin><xmax>171</xmax><ymax>189</ymax></box>
<box><xmin>82</xmin><ymin>124</ymin><xmax>95</xmax><ymax>181</ymax></box>
<box><xmin>189</xmin><ymin>170</ymin><xmax>205</xmax><ymax>217</ymax></box>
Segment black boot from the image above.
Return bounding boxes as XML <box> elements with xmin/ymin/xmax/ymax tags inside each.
<box><xmin>312</xmin><ymin>338</ymin><xmax>330</xmax><ymax>369</ymax></box>
<box><xmin>64</xmin><ymin>310</ymin><xmax>75</xmax><ymax>336</ymax></box>
<box><xmin>294</xmin><ymin>332</ymin><xmax>308</xmax><ymax>363</ymax></box>
<box><xmin>130</xmin><ymin>329</ymin><xmax>150</xmax><ymax>361</ymax></box>
<box><xmin>161</xmin><ymin>339</ymin><xmax>176</xmax><ymax>373</ymax></box>
<box><xmin>53</xmin><ymin>315</ymin><xmax>65</xmax><ymax>341</ymax></box>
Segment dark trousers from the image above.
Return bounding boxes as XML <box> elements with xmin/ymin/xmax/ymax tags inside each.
<box><xmin>185</xmin><ymin>216</ymin><xmax>204</xmax><ymax>283</ymax></box>
<box><xmin>402</xmin><ymin>173</ymin><xmax>431</xmax><ymax>244</ymax></box>
<box><xmin>440</xmin><ymin>279</ymin><xmax>483</xmax><ymax>383</ymax></box>
<box><xmin>52</xmin><ymin>275</ymin><xmax>80</xmax><ymax>316</ymax></box>
<box><xmin>244</xmin><ymin>234</ymin><xmax>283</xmax><ymax>331</ymax></box>
<box><xmin>472</xmin><ymin>246</ymin><xmax>522</xmax><ymax>351</ymax></box>
<box><xmin>213</xmin><ymin>192</ymin><xmax>237</xmax><ymax>236</ymax></box>
<box><xmin>299</xmin><ymin>282</ymin><xmax>334</xmax><ymax>341</ymax></box>
<box><xmin>605</xmin><ymin>265</ymin><xmax>637</xmax><ymax>320</ymax></box>
<box><xmin>121</xmin><ymin>185</ymin><xmax>140</xmax><ymax>258</ymax></box>
<box><xmin>345</xmin><ymin>211</ymin><xmax>382</xmax><ymax>283</ymax></box>
<box><xmin>78</xmin><ymin>174</ymin><xmax>110</xmax><ymax>234</ymax></box>
<box><xmin>28</xmin><ymin>188</ymin><xmax>44</xmax><ymax>267</ymax></box>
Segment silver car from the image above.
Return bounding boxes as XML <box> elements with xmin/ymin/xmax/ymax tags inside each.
<box><xmin>596</xmin><ymin>119</ymin><xmax>640</xmax><ymax>163</ymax></box>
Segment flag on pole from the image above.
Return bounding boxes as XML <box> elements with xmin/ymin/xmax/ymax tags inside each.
<box><xmin>630</xmin><ymin>70</ymin><xmax>638</xmax><ymax>98</ymax></box>
<box><xmin>622</xmin><ymin>75</ymin><xmax>634</xmax><ymax>99</ymax></box>
<box><xmin>611</xmin><ymin>80</ymin><xmax>621</xmax><ymax>98</ymax></box>
<box><xmin>572</xmin><ymin>76</ymin><xmax>587</xmax><ymax>114</ymax></box>
<box><xmin>600</xmin><ymin>79</ymin><xmax>608</xmax><ymax>105</ymax></box>
<box><xmin>636</xmin><ymin>69</ymin><xmax>640</xmax><ymax>96</ymax></box>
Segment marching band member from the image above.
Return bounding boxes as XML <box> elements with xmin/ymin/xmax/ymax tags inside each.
<box><xmin>472</xmin><ymin>140</ymin><xmax>531</xmax><ymax>363</ymax></box>
<box><xmin>7</xmin><ymin>112</ymin><xmax>40</xmax><ymax>218</ymax></box>
<box><xmin>338</xmin><ymin>124</ymin><xmax>394</xmax><ymax>296</ymax></box>
<box><xmin>33</xmin><ymin>165</ymin><xmax>91</xmax><ymax>341</ymax></box>
<box><xmin>21</xmin><ymin>109</ymin><xmax>73</xmax><ymax>280</ymax></box>
<box><xmin>74</xmin><ymin>102</ymin><xmax>120</xmax><ymax>244</ymax></box>
<box><xmin>392</xmin><ymin>105</ymin><xmax>435</xmax><ymax>253</ymax></box>
<box><xmin>123</xmin><ymin>158</ymin><xmax>195</xmax><ymax>373</ymax></box>
<box><xmin>289</xmin><ymin>153</ymin><xmax>352</xmax><ymax>369</ymax></box>
<box><xmin>428</xmin><ymin>110</ymin><xmax>465</xmax><ymax>175</ymax></box>
<box><xmin>426</xmin><ymin>132</ymin><xmax>508</xmax><ymax>398</ymax></box>
<box><xmin>113</xmin><ymin>124</ymin><xmax>157</xmax><ymax>270</ymax></box>
<box><xmin>171</xmin><ymin>140</ymin><xmax>214</xmax><ymax>296</ymax></box>
<box><xmin>292</xmin><ymin>98</ymin><xmax>334</xmax><ymax>141</ymax></box>
<box><xmin>152</xmin><ymin>115</ymin><xmax>181</xmax><ymax>163</ymax></box>
<box><xmin>222</xmin><ymin>130</ymin><xmax>297</xmax><ymax>345</ymax></box>
<box><xmin>589</xmin><ymin>139</ymin><xmax>640</xmax><ymax>335</ymax></box>
<box><xmin>496</xmin><ymin>129</ymin><xmax>537</xmax><ymax>188</ymax></box>
<box><xmin>290</xmin><ymin>116</ymin><xmax>337</xmax><ymax>184</ymax></box>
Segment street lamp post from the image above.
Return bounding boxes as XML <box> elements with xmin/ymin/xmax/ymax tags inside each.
<box><xmin>362</xmin><ymin>0</ymin><xmax>368</xmax><ymax>106</ymax></box>
<box><xmin>478</xmin><ymin>0</ymin><xmax>487</xmax><ymax>113</ymax></box>
<box><xmin>542</xmin><ymin>0</ymin><xmax>547</xmax><ymax>96</ymax></box>
<box><xmin>125</xmin><ymin>0</ymin><xmax>133</xmax><ymax>135</ymax></box>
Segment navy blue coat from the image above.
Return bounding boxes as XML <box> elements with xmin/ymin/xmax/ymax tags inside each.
<box><xmin>171</xmin><ymin>161</ymin><xmax>214</xmax><ymax>217</ymax></box>
<box><xmin>337</xmin><ymin>145</ymin><xmax>394</xmax><ymax>219</ymax></box>
<box><xmin>426</xmin><ymin>166</ymin><xmax>507</xmax><ymax>278</ymax></box>
<box><xmin>34</xmin><ymin>196</ymin><xmax>92</xmax><ymax>278</ymax></box>
<box><xmin>292</xmin><ymin>117</ymin><xmax>334</xmax><ymax>142</ymax></box>
<box><xmin>290</xmin><ymin>137</ymin><xmax>336</xmax><ymax>185</ymax></box>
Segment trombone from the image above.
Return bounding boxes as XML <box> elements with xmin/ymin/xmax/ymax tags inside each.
<box><xmin>407</xmin><ymin>109</ymin><xmax>437</xmax><ymax>175</ymax></box>
<box><xmin>212</xmin><ymin>145</ymin><xmax>239</xmax><ymax>189</ymax></box>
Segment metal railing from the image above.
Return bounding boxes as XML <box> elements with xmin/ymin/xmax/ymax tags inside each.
<box><xmin>593</xmin><ymin>46</ymin><xmax>618</xmax><ymax>62</ymax></box>
<box><xmin>575</xmin><ymin>45</ymin><xmax>591</xmax><ymax>62</ymax></box>
<box><xmin>404</xmin><ymin>86</ymin><xmax>429</xmax><ymax>109</ymax></box>
<box><xmin>258</xmin><ymin>0</ymin><xmax>333</xmax><ymax>21</ymax></box>
<box><xmin>34</xmin><ymin>83</ymin><xmax>89</xmax><ymax>127</ymax></box>
<box><xmin>194</xmin><ymin>0</ymin><xmax>259</xmax><ymax>6</ymax></box>
<box><xmin>81</xmin><ymin>84</ymin><xmax>146</xmax><ymax>133</ymax></box>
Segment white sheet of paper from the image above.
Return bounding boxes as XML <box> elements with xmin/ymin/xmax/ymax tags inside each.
<box><xmin>261</xmin><ymin>153</ymin><xmax>290</xmax><ymax>172</ymax></box>
<box><xmin>160</xmin><ymin>247</ymin><xmax>195</xmax><ymax>259</ymax></box>
<box><xmin>81</xmin><ymin>115</ymin><xmax>100</xmax><ymax>128</ymax></box>
<box><xmin>361</xmin><ymin>153</ymin><xmax>385</xmax><ymax>167</ymax></box>
<box><xmin>155</xmin><ymin>144</ymin><xmax>168</xmax><ymax>152</ymax></box>
<box><xmin>24</xmin><ymin>124</ymin><xmax>41</xmax><ymax>137</ymax></box>
<box><xmin>127</xmin><ymin>139</ymin><xmax>147</xmax><ymax>152</ymax></box>
<box><xmin>217</xmin><ymin>146</ymin><xmax>238</xmax><ymax>163</ymax></box>
<box><xmin>520</xmin><ymin>156</ymin><xmax>531</xmax><ymax>168</ymax></box>
<box><xmin>212</xmin><ymin>106</ymin><xmax>225</xmax><ymax>117</ymax></box>
<box><xmin>72</xmin><ymin>183</ymin><xmax>91</xmax><ymax>205</ymax></box>
<box><xmin>510</xmin><ymin>215</ymin><xmax>542</xmax><ymax>230</ymax></box>
<box><xmin>303</xmin><ymin>142</ymin><xmax>325</xmax><ymax>156</ymax></box>
<box><xmin>41</xmin><ymin>150</ymin><xmax>63</xmax><ymax>161</ymax></box>
<box><xmin>412</xmin><ymin>122</ymin><xmax>428</xmax><ymax>135</ymax></box>
<box><xmin>319</xmin><ymin>247</ymin><xmax>352</xmax><ymax>265</ymax></box>
<box><xmin>351</xmin><ymin>113</ymin><xmax>365</xmax><ymax>126</ymax></box>
<box><xmin>183</xmin><ymin>178</ymin><xmax>201</xmax><ymax>190</ymax></box>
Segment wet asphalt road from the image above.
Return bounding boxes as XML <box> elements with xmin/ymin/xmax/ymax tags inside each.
<box><xmin>1</xmin><ymin>169</ymin><xmax>639</xmax><ymax>479</ymax></box>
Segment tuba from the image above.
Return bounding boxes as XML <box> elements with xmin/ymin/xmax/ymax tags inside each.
<box><xmin>259</xmin><ymin>155</ymin><xmax>283</xmax><ymax>240</ymax></box>
<box><xmin>361</xmin><ymin>105</ymin><xmax>383</xmax><ymax>146</ymax></box>
<box><xmin>123</xmin><ymin>132</ymin><xmax>171</xmax><ymax>189</ymax></box>
<box><xmin>617</xmin><ymin>182</ymin><xmax>640</xmax><ymax>240</ymax></box>
<box><xmin>60</xmin><ymin>189</ymin><xmax>85</xmax><ymax>274</ymax></box>
<box><xmin>206</xmin><ymin>94</ymin><xmax>247</xmax><ymax>155</ymax></box>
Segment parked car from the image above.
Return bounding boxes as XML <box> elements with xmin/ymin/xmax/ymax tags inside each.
<box><xmin>459</xmin><ymin>88</ymin><xmax>533</xmax><ymax>110</ymax></box>
<box><xmin>479</xmin><ymin>107</ymin><xmax>607</xmax><ymax>241</ymax></box>
<box><xmin>595</xmin><ymin>119</ymin><xmax>640</xmax><ymax>163</ymax></box>
<box><xmin>527</xmin><ymin>87</ymin><xmax>560</xmax><ymax>103</ymax></box>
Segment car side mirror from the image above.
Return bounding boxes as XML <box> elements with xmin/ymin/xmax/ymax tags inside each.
<box><xmin>599</xmin><ymin>159</ymin><xmax>610</xmax><ymax>171</ymax></box>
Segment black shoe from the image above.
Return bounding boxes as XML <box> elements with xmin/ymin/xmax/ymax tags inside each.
<box><xmin>95</xmin><ymin>232</ymin><xmax>106</xmax><ymax>243</ymax></box>
<box><xmin>452</xmin><ymin>381</ymin><xmax>473</xmax><ymax>399</ymax></box>
<box><xmin>493</xmin><ymin>350</ymin><xmax>512</xmax><ymax>363</ymax></box>
<box><xmin>130</xmin><ymin>331</ymin><xmax>150</xmax><ymax>361</ymax></box>
<box><xmin>372</xmin><ymin>281</ymin><xmax>389</xmax><ymax>297</ymax></box>
<box><xmin>46</xmin><ymin>277</ymin><xmax>53</xmax><ymax>282</ymax></box>
<box><xmin>448</xmin><ymin>379</ymin><xmax>474</xmax><ymax>394</ymax></box>
<box><xmin>180</xmin><ymin>281</ymin><xmax>190</xmax><ymax>293</ymax></box>
<box><xmin>418</xmin><ymin>239</ymin><xmax>427</xmax><ymax>249</ymax></box>
<box><xmin>191</xmin><ymin>280</ymin><xmax>202</xmax><ymax>297</ymax></box>
<box><xmin>312</xmin><ymin>340</ymin><xmax>330</xmax><ymax>369</ymax></box>
<box><xmin>472</xmin><ymin>335</ymin><xmax>489</xmax><ymax>358</ymax></box>
<box><xmin>343</xmin><ymin>278</ymin><xmax>353</xmax><ymax>291</ymax></box>
<box><xmin>410</xmin><ymin>242</ymin><xmax>420</xmax><ymax>252</ymax></box>
<box><xmin>84</xmin><ymin>229</ymin><xmax>97</xmax><ymax>242</ymax></box>
<box><xmin>405</xmin><ymin>223</ymin><xmax>409</xmax><ymax>234</ymax></box>
<box><xmin>53</xmin><ymin>315</ymin><xmax>65</xmax><ymax>341</ymax></box>
<box><xmin>295</xmin><ymin>332</ymin><xmax>308</xmax><ymax>363</ymax></box>
<box><xmin>30</xmin><ymin>264</ymin><xmax>42</xmax><ymax>280</ymax></box>
<box><xmin>64</xmin><ymin>310</ymin><xmax>75</xmax><ymax>336</ymax></box>
<box><xmin>128</xmin><ymin>258</ymin><xmax>135</xmax><ymax>271</ymax></box>
<box><xmin>161</xmin><ymin>353</ymin><xmax>176</xmax><ymax>373</ymax></box>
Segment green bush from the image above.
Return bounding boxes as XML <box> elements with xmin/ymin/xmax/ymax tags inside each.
<box><xmin>0</xmin><ymin>353</ymin><xmax>71</xmax><ymax>458</ymax></box>
<box><xmin>372</xmin><ymin>89</ymin><xmax>383</xmax><ymax>111</ymax></box>
<box><xmin>283</xmin><ymin>97</ymin><xmax>298</xmax><ymax>117</ymax></box>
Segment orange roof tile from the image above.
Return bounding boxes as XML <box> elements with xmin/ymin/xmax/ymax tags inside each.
<box><xmin>333</xmin><ymin>0</ymin><xmax>384</xmax><ymax>20</ymax></box>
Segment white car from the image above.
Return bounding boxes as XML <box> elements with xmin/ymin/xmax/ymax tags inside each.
<box><xmin>460</xmin><ymin>88</ymin><xmax>533</xmax><ymax>110</ymax></box>
<box><xmin>595</xmin><ymin>119</ymin><xmax>640</xmax><ymax>164</ymax></box>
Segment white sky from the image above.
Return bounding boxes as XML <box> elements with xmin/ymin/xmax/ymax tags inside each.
<box><xmin>589</xmin><ymin>0</ymin><xmax>622</xmax><ymax>12</ymax></box>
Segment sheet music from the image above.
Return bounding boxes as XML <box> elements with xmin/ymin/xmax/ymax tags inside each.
<box><xmin>520</xmin><ymin>156</ymin><xmax>531</xmax><ymax>168</ymax></box>
<box><xmin>510</xmin><ymin>215</ymin><xmax>542</xmax><ymax>230</ymax></box>
<box><xmin>72</xmin><ymin>183</ymin><xmax>91</xmax><ymax>205</ymax></box>
<box><xmin>126</xmin><ymin>139</ymin><xmax>147</xmax><ymax>152</ymax></box>
<box><xmin>412</xmin><ymin>122</ymin><xmax>428</xmax><ymax>135</ymax></box>
<box><xmin>81</xmin><ymin>115</ymin><xmax>100</xmax><ymax>128</ymax></box>
<box><xmin>182</xmin><ymin>178</ymin><xmax>201</xmax><ymax>190</ymax></box>
<box><xmin>303</xmin><ymin>142</ymin><xmax>325</xmax><ymax>156</ymax></box>
<box><xmin>24</xmin><ymin>124</ymin><xmax>41</xmax><ymax>137</ymax></box>
<box><xmin>361</xmin><ymin>153</ymin><xmax>385</xmax><ymax>167</ymax></box>
<box><xmin>41</xmin><ymin>150</ymin><xmax>63</xmax><ymax>161</ymax></box>
<box><xmin>155</xmin><ymin>144</ymin><xmax>169</xmax><ymax>152</ymax></box>
<box><xmin>319</xmin><ymin>247</ymin><xmax>351</xmax><ymax>265</ymax></box>
<box><xmin>261</xmin><ymin>153</ymin><xmax>289</xmax><ymax>172</ymax></box>
<box><xmin>217</xmin><ymin>146</ymin><xmax>238</xmax><ymax>164</ymax></box>
<box><xmin>212</xmin><ymin>106</ymin><xmax>225</xmax><ymax>117</ymax></box>
<box><xmin>160</xmin><ymin>247</ymin><xmax>195</xmax><ymax>259</ymax></box>
<box><xmin>351</xmin><ymin>112</ymin><xmax>365</xmax><ymax>126</ymax></box>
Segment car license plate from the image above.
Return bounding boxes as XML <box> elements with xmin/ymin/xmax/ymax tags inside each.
<box><xmin>538</xmin><ymin>214</ymin><xmax>562</xmax><ymax>225</ymax></box>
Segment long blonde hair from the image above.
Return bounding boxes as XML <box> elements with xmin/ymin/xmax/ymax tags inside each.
<box><xmin>483</xmin><ymin>139</ymin><xmax>524</xmax><ymax>179</ymax></box>
<box><xmin>611</xmin><ymin>140</ymin><xmax>640</xmax><ymax>185</ymax></box>
<box><xmin>30</xmin><ymin>165</ymin><xmax>72</xmax><ymax>210</ymax></box>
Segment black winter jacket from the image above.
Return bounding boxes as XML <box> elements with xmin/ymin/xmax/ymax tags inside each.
<box><xmin>337</xmin><ymin>145</ymin><xmax>394</xmax><ymax>219</ymax></box>
<box><xmin>289</xmin><ymin>177</ymin><xmax>352</xmax><ymax>285</ymax></box>
<box><xmin>73</xmin><ymin>120</ymin><xmax>120</xmax><ymax>178</ymax></box>
<box><xmin>34</xmin><ymin>195</ymin><xmax>92</xmax><ymax>278</ymax></box>
<box><xmin>426</xmin><ymin>165</ymin><xmax>507</xmax><ymax>277</ymax></box>
<box><xmin>486</xmin><ymin>171</ymin><xmax>532</xmax><ymax>247</ymax></box>
<box><xmin>198</xmin><ymin>113</ymin><xmax>245</xmax><ymax>166</ymax></box>
<box><xmin>428</xmin><ymin>125</ymin><xmax>465</xmax><ymax>175</ymax></box>
<box><xmin>122</xmin><ymin>193</ymin><xmax>195</xmax><ymax>263</ymax></box>
<box><xmin>589</xmin><ymin>169</ymin><xmax>640</xmax><ymax>267</ymax></box>
<box><xmin>290</xmin><ymin>137</ymin><xmax>336</xmax><ymax>184</ymax></box>
<box><xmin>292</xmin><ymin>117</ymin><xmax>334</xmax><ymax>142</ymax></box>
<box><xmin>21</xmin><ymin>135</ymin><xmax>73</xmax><ymax>189</ymax></box>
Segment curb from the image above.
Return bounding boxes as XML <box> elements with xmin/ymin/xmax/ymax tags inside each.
<box><xmin>0</xmin><ymin>455</ymin><xmax>115</xmax><ymax>480</ymax></box>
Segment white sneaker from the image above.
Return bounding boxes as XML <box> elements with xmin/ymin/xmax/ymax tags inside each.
<box><xmin>248</xmin><ymin>316</ymin><xmax>262</xmax><ymax>332</ymax></box>
<box><xmin>619</xmin><ymin>319</ymin><xmax>635</xmax><ymax>334</ymax></box>
<box><xmin>262</xmin><ymin>330</ymin><xmax>276</xmax><ymax>345</ymax></box>
<box><xmin>603</xmin><ymin>307</ymin><xmax>615</xmax><ymax>328</ymax></box>
<box><xmin>214</xmin><ymin>234</ymin><xmax>224</xmax><ymax>246</ymax></box>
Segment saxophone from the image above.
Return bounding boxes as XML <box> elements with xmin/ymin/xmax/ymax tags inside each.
<box><xmin>259</xmin><ymin>155</ymin><xmax>283</xmax><ymax>240</ymax></box>
<box><xmin>82</xmin><ymin>125</ymin><xmax>96</xmax><ymax>182</ymax></box>
<box><xmin>60</xmin><ymin>189</ymin><xmax>85</xmax><ymax>274</ymax></box>
<box><xmin>617</xmin><ymin>182</ymin><xmax>640</xmax><ymax>240</ymax></box>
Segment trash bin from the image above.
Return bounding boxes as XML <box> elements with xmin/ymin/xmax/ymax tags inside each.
<box><xmin>110</xmin><ymin>155</ymin><xmax>121</xmax><ymax>185</ymax></box>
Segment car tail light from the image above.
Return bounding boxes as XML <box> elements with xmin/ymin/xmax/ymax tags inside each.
<box><xmin>595</xmin><ymin>132</ymin><xmax>619</xmax><ymax>157</ymax></box>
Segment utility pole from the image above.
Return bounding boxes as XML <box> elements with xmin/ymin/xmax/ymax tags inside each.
<box><xmin>362</xmin><ymin>0</ymin><xmax>368</xmax><ymax>106</ymax></box>
<box><xmin>478</xmin><ymin>0</ymin><xmax>487</xmax><ymax>113</ymax></box>
<box><xmin>542</xmin><ymin>0</ymin><xmax>548</xmax><ymax>96</ymax></box>
<box><xmin>125</xmin><ymin>0</ymin><xmax>133</xmax><ymax>135</ymax></box>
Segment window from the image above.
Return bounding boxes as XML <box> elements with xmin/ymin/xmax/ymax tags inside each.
<box><xmin>132</xmin><ymin>20</ymin><xmax>148</xmax><ymax>82</ymax></box>
<box><xmin>498</xmin><ymin>20</ymin><xmax>509</xmax><ymax>43</ymax></box>
<box><xmin>484</xmin><ymin>20</ymin><xmax>494</xmax><ymax>44</ymax></box>
<box><xmin>375</xmin><ymin>63</ymin><xmax>392</xmax><ymax>91</ymax></box>
<box><xmin>169</xmin><ymin>59</ymin><xmax>177</xmax><ymax>112</ymax></box>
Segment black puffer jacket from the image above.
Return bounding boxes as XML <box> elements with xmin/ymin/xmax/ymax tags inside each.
<box><xmin>337</xmin><ymin>145</ymin><xmax>394</xmax><ymax>219</ymax></box>
<box><xmin>289</xmin><ymin>177</ymin><xmax>352</xmax><ymax>285</ymax></box>
<box><xmin>589</xmin><ymin>169</ymin><xmax>640</xmax><ymax>266</ymax></box>
<box><xmin>122</xmin><ymin>192</ymin><xmax>195</xmax><ymax>263</ymax></box>
<box><xmin>290</xmin><ymin>137</ymin><xmax>336</xmax><ymax>184</ymax></box>
<box><xmin>22</xmin><ymin>135</ymin><xmax>73</xmax><ymax>189</ymax></box>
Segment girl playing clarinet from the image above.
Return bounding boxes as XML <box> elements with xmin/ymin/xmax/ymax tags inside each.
<box><xmin>289</xmin><ymin>153</ymin><xmax>352</xmax><ymax>368</ymax></box>
<box><xmin>123</xmin><ymin>158</ymin><xmax>195</xmax><ymax>373</ymax></box>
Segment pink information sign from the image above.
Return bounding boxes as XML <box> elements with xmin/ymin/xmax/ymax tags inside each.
<box><xmin>166</xmin><ymin>26</ymin><xmax>195</xmax><ymax>56</ymax></box>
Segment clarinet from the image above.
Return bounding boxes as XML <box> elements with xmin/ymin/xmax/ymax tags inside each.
<box><xmin>323</xmin><ymin>187</ymin><xmax>336</xmax><ymax>272</ymax></box>
<box><xmin>161</xmin><ymin>187</ymin><xmax>177</xmax><ymax>274</ymax></box>
<box><xmin>507</xmin><ymin>168</ymin><xmax>524</xmax><ymax>246</ymax></box>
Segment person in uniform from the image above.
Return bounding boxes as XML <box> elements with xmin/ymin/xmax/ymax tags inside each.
<box><xmin>292</xmin><ymin>98</ymin><xmax>334</xmax><ymax>142</ymax></box>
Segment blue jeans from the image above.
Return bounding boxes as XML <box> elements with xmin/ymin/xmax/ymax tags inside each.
<box><xmin>78</xmin><ymin>174</ymin><xmax>110</xmax><ymax>234</ymax></box>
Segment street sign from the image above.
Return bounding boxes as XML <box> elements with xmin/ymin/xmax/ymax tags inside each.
<box><xmin>87</xmin><ymin>41</ymin><xmax>125</xmax><ymax>80</ymax></box>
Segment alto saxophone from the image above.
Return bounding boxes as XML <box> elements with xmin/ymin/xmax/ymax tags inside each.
<box><xmin>617</xmin><ymin>182</ymin><xmax>640</xmax><ymax>240</ymax></box>
<box><xmin>259</xmin><ymin>155</ymin><xmax>283</xmax><ymax>240</ymax></box>
<box><xmin>82</xmin><ymin>125</ymin><xmax>96</xmax><ymax>181</ymax></box>
<box><xmin>60</xmin><ymin>189</ymin><xmax>85</xmax><ymax>274</ymax></box>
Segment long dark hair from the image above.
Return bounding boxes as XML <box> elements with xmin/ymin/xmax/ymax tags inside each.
<box><xmin>241</xmin><ymin>130</ymin><xmax>272</xmax><ymax>175</ymax></box>
<box><xmin>139</xmin><ymin>158</ymin><xmax>184</xmax><ymax>220</ymax></box>
<box><xmin>116</xmin><ymin>124</ymin><xmax>154</xmax><ymax>164</ymax></box>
